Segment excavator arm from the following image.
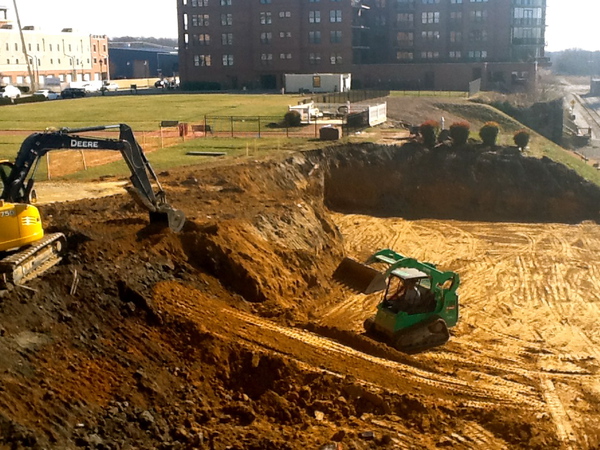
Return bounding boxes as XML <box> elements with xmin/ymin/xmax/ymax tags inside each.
<box><xmin>0</xmin><ymin>124</ymin><xmax>185</xmax><ymax>232</ymax></box>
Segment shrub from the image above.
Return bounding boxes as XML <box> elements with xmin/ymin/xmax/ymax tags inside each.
<box><xmin>284</xmin><ymin>110</ymin><xmax>302</xmax><ymax>127</ymax></box>
<box><xmin>449</xmin><ymin>121</ymin><xmax>471</xmax><ymax>146</ymax></box>
<box><xmin>419</xmin><ymin>120</ymin><xmax>439</xmax><ymax>148</ymax></box>
<box><xmin>513</xmin><ymin>129</ymin><xmax>530</xmax><ymax>150</ymax></box>
<box><xmin>479</xmin><ymin>121</ymin><xmax>500</xmax><ymax>146</ymax></box>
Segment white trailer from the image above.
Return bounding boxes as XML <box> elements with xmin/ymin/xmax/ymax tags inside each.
<box><xmin>285</xmin><ymin>73</ymin><xmax>351</xmax><ymax>94</ymax></box>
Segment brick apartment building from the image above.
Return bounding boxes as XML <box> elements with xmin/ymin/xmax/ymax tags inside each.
<box><xmin>177</xmin><ymin>0</ymin><xmax>547</xmax><ymax>92</ymax></box>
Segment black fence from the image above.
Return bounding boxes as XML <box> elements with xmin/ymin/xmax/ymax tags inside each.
<box><xmin>198</xmin><ymin>115</ymin><xmax>348</xmax><ymax>138</ymax></box>
<box><xmin>306</xmin><ymin>89</ymin><xmax>390</xmax><ymax>105</ymax></box>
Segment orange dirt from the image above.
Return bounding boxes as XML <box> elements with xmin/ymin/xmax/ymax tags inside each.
<box><xmin>0</xmin><ymin>142</ymin><xmax>599</xmax><ymax>449</ymax></box>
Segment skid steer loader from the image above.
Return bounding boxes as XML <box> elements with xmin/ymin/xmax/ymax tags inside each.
<box><xmin>334</xmin><ymin>249</ymin><xmax>460</xmax><ymax>353</ymax></box>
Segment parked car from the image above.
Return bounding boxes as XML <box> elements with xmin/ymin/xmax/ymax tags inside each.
<box><xmin>1</xmin><ymin>85</ymin><xmax>22</xmax><ymax>99</ymax></box>
<box><xmin>33</xmin><ymin>89</ymin><xmax>60</xmax><ymax>100</ymax></box>
<box><xmin>101</xmin><ymin>82</ymin><xmax>119</xmax><ymax>92</ymax></box>
<box><xmin>61</xmin><ymin>88</ymin><xmax>86</xmax><ymax>99</ymax></box>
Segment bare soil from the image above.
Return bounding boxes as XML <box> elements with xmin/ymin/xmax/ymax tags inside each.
<box><xmin>1</xmin><ymin>140</ymin><xmax>600</xmax><ymax>450</ymax></box>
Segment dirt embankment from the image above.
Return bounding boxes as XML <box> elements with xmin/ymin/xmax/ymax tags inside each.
<box><xmin>324</xmin><ymin>143</ymin><xmax>600</xmax><ymax>223</ymax></box>
<box><xmin>0</xmin><ymin>143</ymin><xmax>596</xmax><ymax>449</ymax></box>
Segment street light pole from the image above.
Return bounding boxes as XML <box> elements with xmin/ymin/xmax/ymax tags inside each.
<box><xmin>13</xmin><ymin>0</ymin><xmax>36</xmax><ymax>91</ymax></box>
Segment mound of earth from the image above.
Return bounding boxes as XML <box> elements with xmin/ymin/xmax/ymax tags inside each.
<box><xmin>324</xmin><ymin>142</ymin><xmax>600</xmax><ymax>223</ymax></box>
<box><xmin>0</xmin><ymin>143</ymin><xmax>593</xmax><ymax>449</ymax></box>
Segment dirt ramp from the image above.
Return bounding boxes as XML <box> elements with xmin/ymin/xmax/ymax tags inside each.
<box><xmin>324</xmin><ymin>143</ymin><xmax>600</xmax><ymax>223</ymax></box>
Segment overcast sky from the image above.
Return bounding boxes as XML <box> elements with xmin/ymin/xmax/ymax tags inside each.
<box><xmin>5</xmin><ymin>0</ymin><xmax>599</xmax><ymax>52</ymax></box>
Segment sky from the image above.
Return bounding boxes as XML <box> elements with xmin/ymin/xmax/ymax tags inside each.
<box><xmin>4</xmin><ymin>0</ymin><xmax>600</xmax><ymax>51</ymax></box>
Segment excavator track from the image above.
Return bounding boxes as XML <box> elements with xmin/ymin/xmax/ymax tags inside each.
<box><xmin>0</xmin><ymin>233</ymin><xmax>66</xmax><ymax>288</ymax></box>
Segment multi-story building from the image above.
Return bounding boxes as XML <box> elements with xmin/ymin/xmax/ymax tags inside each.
<box><xmin>178</xmin><ymin>0</ymin><xmax>354</xmax><ymax>89</ymax></box>
<box><xmin>0</xmin><ymin>6</ymin><xmax>109</xmax><ymax>90</ymax></box>
<box><xmin>177</xmin><ymin>0</ymin><xmax>547</xmax><ymax>92</ymax></box>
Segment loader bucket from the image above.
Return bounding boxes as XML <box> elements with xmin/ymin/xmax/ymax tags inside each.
<box><xmin>333</xmin><ymin>257</ymin><xmax>388</xmax><ymax>294</ymax></box>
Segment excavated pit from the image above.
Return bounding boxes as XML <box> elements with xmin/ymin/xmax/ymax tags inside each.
<box><xmin>0</xmin><ymin>142</ymin><xmax>597</xmax><ymax>449</ymax></box>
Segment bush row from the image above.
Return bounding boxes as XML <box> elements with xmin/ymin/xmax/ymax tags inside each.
<box><xmin>417</xmin><ymin>120</ymin><xmax>530</xmax><ymax>150</ymax></box>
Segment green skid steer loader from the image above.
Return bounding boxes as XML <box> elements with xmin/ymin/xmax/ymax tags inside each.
<box><xmin>334</xmin><ymin>249</ymin><xmax>460</xmax><ymax>353</ymax></box>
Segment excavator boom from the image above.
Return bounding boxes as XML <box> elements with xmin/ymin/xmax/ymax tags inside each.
<box><xmin>0</xmin><ymin>124</ymin><xmax>185</xmax><ymax>288</ymax></box>
<box><xmin>1</xmin><ymin>124</ymin><xmax>185</xmax><ymax>232</ymax></box>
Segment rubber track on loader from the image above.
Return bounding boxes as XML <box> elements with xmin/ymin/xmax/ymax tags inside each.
<box><xmin>0</xmin><ymin>233</ymin><xmax>66</xmax><ymax>287</ymax></box>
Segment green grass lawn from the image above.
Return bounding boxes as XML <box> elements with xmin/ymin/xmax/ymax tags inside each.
<box><xmin>0</xmin><ymin>93</ymin><xmax>302</xmax><ymax>131</ymax></box>
<box><xmin>3</xmin><ymin>91</ymin><xmax>600</xmax><ymax>189</ymax></box>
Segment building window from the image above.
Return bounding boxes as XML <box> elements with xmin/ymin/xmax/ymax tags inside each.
<box><xmin>397</xmin><ymin>31</ymin><xmax>414</xmax><ymax>46</ymax></box>
<box><xmin>470</xmin><ymin>10</ymin><xmax>487</xmax><ymax>22</ymax></box>
<box><xmin>222</xmin><ymin>33</ymin><xmax>233</xmax><ymax>45</ymax></box>
<box><xmin>450</xmin><ymin>0</ymin><xmax>462</xmax><ymax>3</ymax></box>
<box><xmin>309</xmin><ymin>0</ymin><xmax>320</xmax><ymax>2</ymax></box>
<box><xmin>309</xmin><ymin>11</ymin><xmax>321</xmax><ymax>23</ymax></box>
<box><xmin>280</xmin><ymin>31</ymin><xmax>292</xmax><ymax>38</ymax></box>
<box><xmin>221</xmin><ymin>13</ymin><xmax>232</xmax><ymax>25</ymax></box>
<box><xmin>261</xmin><ymin>32</ymin><xmax>272</xmax><ymax>44</ymax></box>
<box><xmin>194</xmin><ymin>54</ymin><xmax>211</xmax><ymax>66</ymax></box>
<box><xmin>450</xmin><ymin>11</ymin><xmax>462</xmax><ymax>20</ymax></box>
<box><xmin>450</xmin><ymin>31</ymin><xmax>462</xmax><ymax>42</ymax></box>
<box><xmin>330</xmin><ymin>53</ymin><xmax>342</xmax><ymax>64</ymax></box>
<box><xmin>191</xmin><ymin>0</ymin><xmax>208</xmax><ymax>5</ymax></box>
<box><xmin>260</xmin><ymin>12</ymin><xmax>272</xmax><ymax>24</ymax></box>
<box><xmin>469</xmin><ymin>30</ymin><xmax>487</xmax><ymax>41</ymax></box>
<box><xmin>279</xmin><ymin>11</ymin><xmax>291</xmax><ymax>18</ymax></box>
<box><xmin>396</xmin><ymin>51</ymin><xmax>413</xmax><ymax>60</ymax></box>
<box><xmin>260</xmin><ymin>53</ymin><xmax>273</xmax><ymax>65</ymax></box>
<box><xmin>467</xmin><ymin>50</ymin><xmax>487</xmax><ymax>60</ymax></box>
<box><xmin>279</xmin><ymin>53</ymin><xmax>292</xmax><ymax>59</ymax></box>
<box><xmin>330</xmin><ymin>10</ymin><xmax>342</xmax><ymax>22</ymax></box>
<box><xmin>449</xmin><ymin>51</ymin><xmax>461</xmax><ymax>59</ymax></box>
<box><xmin>309</xmin><ymin>31</ymin><xmax>321</xmax><ymax>44</ymax></box>
<box><xmin>194</xmin><ymin>33</ymin><xmax>211</xmax><ymax>45</ymax></box>
<box><xmin>220</xmin><ymin>0</ymin><xmax>232</xmax><ymax>4</ymax></box>
<box><xmin>421</xmin><ymin>0</ymin><xmax>439</xmax><ymax>3</ymax></box>
<box><xmin>420</xmin><ymin>51</ymin><xmax>439</xmax><ymax>59</ymax></box>
<box><xmin>330</xmin><ymin>30</ymin><xmax>342</xmax><ymax>43</ymax></box>
<box><xmin>470</xmin><ymin>0</ymin><xmax>488</xmax><ymax>2</ymax></box>
<box><xmin>421</xmin><ymin>31</ymin><xmax>439</xmax><ymax>42</ymax></box>
<box><xmin>222</xmin><ymin>54</ymin><xmax>234</xmax><ymax>66</ymax></box>
<box><xmin>260</xmin><ymin>0</ymin><xmax>271</xmax><ymax>3</ymax></box>
<box><xmin>309</xmin><ymin>53</ymin><xmax>321</xmax><ymax>64</ymax></box>
<box><xmin>421</xmin><ymin>11</ymin><xmax>439</xmax><ymax>24</ymax></box>
<box><xmin>192</xmin><ymin>14</ymin><xmax>209</xmax><ymax>26</ymax></box>
<box><xmin>397</xmin><ymin>13</ymin><xmax>413</xmax><ymax>26</ymax></box>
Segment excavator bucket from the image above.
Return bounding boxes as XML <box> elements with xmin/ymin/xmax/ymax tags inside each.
<box><xmin>333</xmin><ymin>257</ymin><xmax>388</xmax><ymax>294</ymax></box>
<box><xmin>150</xmin><ymin>209</ymin><xmax>186</xmax><ymax>232</ymax></box>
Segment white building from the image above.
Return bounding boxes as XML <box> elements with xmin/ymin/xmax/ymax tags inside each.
<box><xmin>0</xmin><ymin>6</ymin><xmax>108</xmax><ymax>90</ymax></box>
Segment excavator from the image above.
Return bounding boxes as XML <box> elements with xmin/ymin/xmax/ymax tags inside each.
<box><xmin>0</xmin><ymin>124</ymin><xmax>185</xmax><ymax>288</ymax></box>
<box><xmin>334</xmin><ymin>249</ymin><xmax>460</xmax><ymax>353</ymax></box>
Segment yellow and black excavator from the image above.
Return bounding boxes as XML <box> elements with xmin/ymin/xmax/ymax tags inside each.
<box><xmin>0</xmin><ymin>124</ymin><xmax>185</xmax><ymax>288</ymax></box>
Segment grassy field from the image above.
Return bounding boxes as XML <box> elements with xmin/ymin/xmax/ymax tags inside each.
<box><xmin>0</xmin><ymin>93</ymin><xmax>302</xmax><ymax>131</ymax></box>
<box><xmin>2</xmin><ymin>91</ymin><xmax>599</xmax><ymax>188</ymax></box>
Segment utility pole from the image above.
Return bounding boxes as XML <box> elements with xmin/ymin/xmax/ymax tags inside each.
<box><xmin>12</xmin><ymin>0</ymin><xmax>36</xmax><ymax>92</ymax></box>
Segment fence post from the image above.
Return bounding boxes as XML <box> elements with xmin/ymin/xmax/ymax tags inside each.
<box><xmin>204</xmin><ymin>115</ymin><xmax>208</xmax><ymax>138</ymax></box>
<box><xmin>46</xmin><ymin>153</ymin><xmax>51</xmax><ymax>180</ymax></box>
<box><xmin>314</xmin><ymin>116</ymin><xmax>318</xmax><ymax>138</ymax></box>
<box><xmin>231</xmin><ymin>116</ymin><xmax>234</xmax><ymax>138</ymax></box>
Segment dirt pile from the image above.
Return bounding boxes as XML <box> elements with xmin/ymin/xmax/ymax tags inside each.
<box><xmin>324</xmin><ymin>142</ymin><xmax>600</xmax><ymax>223</ymax></box>
<box><xmin>0</xmin><ymin>144</ymin><xmax>593</xmax><ymax>449</ymax></box>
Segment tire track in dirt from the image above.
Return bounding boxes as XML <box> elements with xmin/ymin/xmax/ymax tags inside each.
<box><xmin>331</xmin><ymin>215</ymin><xmax>600</xmax><ymax>449</ymax></box>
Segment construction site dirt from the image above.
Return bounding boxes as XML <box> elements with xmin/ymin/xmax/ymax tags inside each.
<box><xmin>1</xmin><ymin>142</ymin><xmax>600</xmax><ymax>449</ymax></box>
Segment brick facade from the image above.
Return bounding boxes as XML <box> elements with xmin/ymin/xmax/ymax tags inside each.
<box><xmin>177</xmin><ymin>0</ymin><xmax>547</xmax><ymax>91</ymax></box>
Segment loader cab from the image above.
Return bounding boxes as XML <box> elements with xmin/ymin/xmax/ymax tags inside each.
<box><xmin>381</xmin><ymin>268</ymin><xmax>436</xmax><ymax>315</ymax></box>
